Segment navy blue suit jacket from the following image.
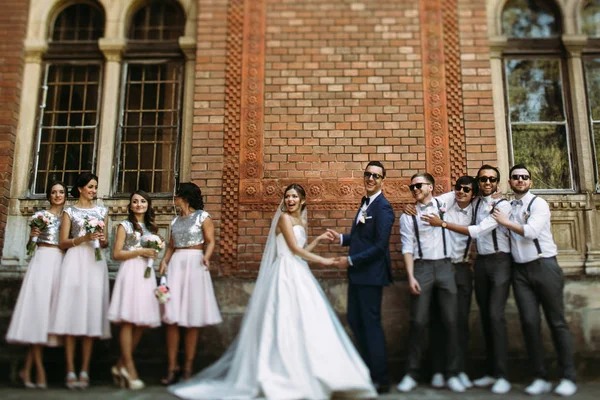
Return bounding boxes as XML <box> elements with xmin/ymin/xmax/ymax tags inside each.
<box><xmin>342</xmin><ymin>194</ymin><xmax>395</xmax><ymax>286</ymax></box>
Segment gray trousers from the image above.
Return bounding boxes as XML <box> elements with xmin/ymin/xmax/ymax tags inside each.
<box><xmin>431</xmin><ymin>262</ymin><xmax>473</xmax><ymax>375</ymax></box>
<box><xmin>474</xmin><ymin>252</ymin><xmax>511</xmax><ymax>378</ymax></box>
<box><xmin>406</xmin><ymin>258</ymin><xmax>459</xmax><ymax>379</ymax></box>
<box><xmin>513</xmin><ymin>257</ymin><xmax>576</xmax><ymax>382</ymax></box>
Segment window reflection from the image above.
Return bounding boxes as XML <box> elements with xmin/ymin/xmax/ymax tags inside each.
<box><xmin>584</xmin><ymin>58</ymin><xmax>600</xmax><ymax>190</ymax></box>
<box><xmin>506</xmin><ymin>59</ymin><xmax>565</xmax><ymax>122</ymax></box>
<box><xmin>505</xmin><ymin>58</ymin><xmax>572</xmax><ymax>190</ymax></box>
<box><xmin>582</xmin><ymin>0</ymin><xmax>600</xmax><ymax>37</ymax></box>
<box><xmin>511</xmin><ymin>125</ymin><xmax>572</xmax><ymax>190</ymax></box>
<box><xmin>502</xmin><ymin>0</ymin><xmax>560</xmax><ymax>38</ymax></box>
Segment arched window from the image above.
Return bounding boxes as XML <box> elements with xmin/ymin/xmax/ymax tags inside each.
<box><xmin>114</xmin><ymin>0</ymin><xmax>185</xmax><ymax>195</ymax></box>
<box><xmin>502</xmin><ymin>0</ymin><xmax>560</xmax><ymax>38</ymax></box>
<box><xmin>32</xmin><ymin>2</ymin><xmax>105</xmax><ymax>195</ymax></box>
<box><xmin>502</xmin><ymin>0</ymin><xmax>574</xmax><ymax>191</ymax></box>
<box><xmin>582</xmin><ymin>0</ymin><xmax>600</xmax><ymax>37</ymax></box>
<box><xmin>582</xmin><ymin>1</ymin><xmax>600</xmax><ymax>190</ymax></box>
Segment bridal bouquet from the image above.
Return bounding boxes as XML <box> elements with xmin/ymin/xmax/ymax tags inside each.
<box><xmin>84</xmin><ymin>216</ymin><xmax>105</xmax><ymax>261</ymax></box>
<box><xmin>27</xmin><ymin>212</ymin><xmax>50</xmax><ymax>256</ymax></box>
<box><xmin>155</xmin><ymin>275</ymin><xmax>170</xmax><ymax>304</ymax></box>
<box><xmin>142</xmin><ymin>234</ymin><xmax>164</xmax><ymax>278</ymax></box>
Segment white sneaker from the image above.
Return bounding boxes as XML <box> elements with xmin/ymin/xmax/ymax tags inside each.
<box><xmin>491</xmin><ymin>378</ymin><xmax>511</xmax><ymax>394</ymax></box>
<box><xmin>458</xmin><ymin>372</ymin><xmax>473</xmax><ymax>389</ymax></box>
<box><xmin>524</xmin><ymin>379</ymin><xmax>552</xmax><ymax>395</ymax></box>
<box><xmin>446</xmin><ymin>376</ymin><xmax>466</xmax><ymax>393</ymax></box>
<box><xmin>554</xmin><ymin>379</ymin><xmax>577</xmax><ymax>397</ymax></box>
<box><xmin>396</xmin><ymin>375</ymin><xmax>417</xmax><ymax>392</ymax></box>
<box><xmin>431</xmin><ymin>373</ymin><xmax>445</xmax><ymax>388</ymax></box>
<box><xmin>473</xmin><ymin>375</ymin><xmax>496</xmax><ymax>387</ymax></box>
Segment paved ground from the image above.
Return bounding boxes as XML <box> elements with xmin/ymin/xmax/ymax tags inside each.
<box><xmin>1</xmin><ymin>383</ymin><xmax>600</xmax><ymax>399</ymax></box>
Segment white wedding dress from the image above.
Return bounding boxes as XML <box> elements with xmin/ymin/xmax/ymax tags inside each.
<box><xmin>169</xmin><ymin>212</ymin><xmax>376</xmax><ymax>400</ymax></box>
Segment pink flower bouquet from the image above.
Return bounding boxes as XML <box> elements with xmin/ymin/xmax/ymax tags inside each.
<box><xmin>155</xmin><ymin>275</ymin><xmax>170</xmax><ymax>304</ymax></box>
<box><xmin>84</xmin><ymin>216</ymin><xmax>105</xmax><ymax>261</ymax></box>
<box><xmin>27</xmin><ymin>212</ymin><xmax>50</xmax><ymax>256</ymax></box>
<box><xmin>142</xmin><ymin>234</ymin><xmax>165</xmax><ymax>278</ymax></box>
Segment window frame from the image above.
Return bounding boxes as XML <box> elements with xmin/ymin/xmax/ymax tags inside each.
<box><xmin>582</xmin><ymin>51</ymin><xmax>600</xmax><ymax>192</ymax></box>
<box><xmin>112</xmin><ymin>58</ymin><xmax>184</xmax><ymax>198</ymax></box>
<box><xmin>30</xmin><ymin>61</ymin><xmax>104</xmax><ymax>198</ymax></box>
<box><xmin>502</xmin><ymin>52</ymin><xmax>577</xmax><ymax>194</ymax></box>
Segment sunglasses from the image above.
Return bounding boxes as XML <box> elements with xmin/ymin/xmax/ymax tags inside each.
<box><xmin>454</xmin><ymin>185</ymin><xmax>472</xmax><ymax>193</ymax></box>
<box><xmin>478</xmin><ymin>176</ymin><xmax>498</xmax><ymax>183</ymax></box>
<box><xmin>511</xmin><ymin>174</ymin><xmax>530</xmax><ymax>181</ymax></box>
<box><xmin>409</xmin><ymin>182</ymin><xmax>430</xmax><ymax>191</ymax></box>
<box><xmin>364</xmin><ymin>172</ymin><xmax>383</xmax><ymax>180</ymax></box>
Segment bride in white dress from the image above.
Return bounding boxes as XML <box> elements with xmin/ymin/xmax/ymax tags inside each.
<box><xmin>169</xmin><ymin>184</ymin><xmax>377</xmax><ymax>399</ymax></box>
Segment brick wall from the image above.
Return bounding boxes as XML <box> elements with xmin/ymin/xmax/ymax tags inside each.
<box><xmin>193</xmin><ymin>0</ymin><xmax>229</xmax><ymax>265</ymax></box>
<box><xmin>0</xmin><ymin>0</ymin><xmax>29</xmax><ymax>257</ymax></box>
<box><xmin>263</xmin><ymin>0</ymin><xmax>424</xmax><ymax>180</ymax></box>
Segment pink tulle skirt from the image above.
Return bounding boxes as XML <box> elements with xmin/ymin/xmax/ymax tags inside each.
<box><xmin>6</xmin><ymin>247</ymin><xmax>63</xmax><ymax>345</ymax></box>
<box><xmin>108</xmin><ymin>257</ymin><xmax>161</xmax><ymax>327</ymax></box>
<box><xmin>49</xmin><ymin>243</ymin><xmax>111</xmax><ymax>339</ymax></box>
<box><xmin>162</xmin><ymin>249</ymin><xmax>222</xmax><ymax>327</ymax></box>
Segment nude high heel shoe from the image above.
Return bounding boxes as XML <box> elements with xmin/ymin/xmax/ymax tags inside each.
<box><xmin>120</xmin><ymin>366</ymin><xmax>145</xmax><ymax>390</ymax></box>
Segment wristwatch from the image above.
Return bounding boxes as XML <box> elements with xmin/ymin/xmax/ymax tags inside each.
<box><xmin>441</xmin><ymin>222</ymin><xmax>448</xmax><ymax>228</ymax></box>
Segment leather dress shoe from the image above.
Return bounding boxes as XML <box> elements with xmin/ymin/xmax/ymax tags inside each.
<box><xmin>375</xmin><ymin>383</ymin><xmax>390</xmax><ymax>394</ymax></box>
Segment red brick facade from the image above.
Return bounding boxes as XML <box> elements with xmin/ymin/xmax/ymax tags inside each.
<box><xmin>0</xmin><ymin>0</ymin><xmax>29</xmax><ymax>257</ymax></box>
<box><xmin>191</xmin><ymin>0</ymin><xmax>497</xmax><ymax>277</ymax></box>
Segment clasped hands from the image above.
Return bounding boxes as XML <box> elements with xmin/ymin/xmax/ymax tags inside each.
<box><xmin>313</xmin><ymin>229</ymin><xmax>349</xmax><ymax>268</ymax></box>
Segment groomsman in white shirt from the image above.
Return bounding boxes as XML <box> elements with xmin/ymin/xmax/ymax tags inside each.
<box><xmin>493</xmin><ymin>164</ymin><xmax>577</xmax><ymax>397</ymax></box>
<box><xmin>428</xmin><ymin>165</ymin><xmax>512</xmax><ymax>394</ymax></box>
<box><xmin>421</xmin><ymin>176</ymin><xmax>478</xmax><ymax>390</ymax></box>
<box><xmin>397</xmin><ymin>173</ymin><xmax>465</xmax><ymax>393</ymax></box>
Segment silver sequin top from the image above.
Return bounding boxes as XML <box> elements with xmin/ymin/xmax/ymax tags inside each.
<box><xmin>171</xmin><ymin>210</ymin><xmax>210</xmax><ymax>248</ymax></box>
<box><xmin>64</xmin><ymin>205</ymin><xmax>108</xmax><ymax>239</ymax></box>
<box><xmin>120</xmin><ymin>220</ymin><xmax>152</xmax><ymax>251</ymax></box>
<box><xmin>35</xmin><ymin>210</ymin><xmax>62</xmax><ymax>246</ymax></box>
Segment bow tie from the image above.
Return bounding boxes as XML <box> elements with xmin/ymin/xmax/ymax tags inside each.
<box><xmin>458</xmin><ymin>207</ymin><xmax>469</xmax><ymax>215</ymax></box>
<box><xmin>419</xmin><ymin>201</ymin><xmax>433</xmax><ymax>210</ymax></box>
<box><xmin>361</xmin><ymin>196</ymin><xmax>370</xmax><ymax>206</ymax></box>
<box><xmin>511</xmin><ymin>199</ymin><xmax>523</xmax><ymax>207</ymax></box>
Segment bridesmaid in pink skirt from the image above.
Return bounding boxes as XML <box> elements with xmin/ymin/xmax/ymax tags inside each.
<box><xmin>158</xmin><ymin>182</ymin><xmax>222</xmax><ymax>384</ymax></box>
<box><xmin>108</xmin><ymin>190</ymin><xmax>161</xmax><ymax>390</ymax></box>
<box><xmin>6</xmin><ymin>181</ymin><xmax>67</xmax><ymax>389</ymax></box>
<box><xmin>49</xmin><ymin>172</ymin><xmax>110</xmax><ymax>389</ymax></box>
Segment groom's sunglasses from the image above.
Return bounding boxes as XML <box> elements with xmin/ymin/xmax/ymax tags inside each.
<box><xmin>363</xmin><ymin>172</ymin><xmax>383</xmax><ymax>180</ymax></box>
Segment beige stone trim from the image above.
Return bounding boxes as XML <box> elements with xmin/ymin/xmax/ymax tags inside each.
<box><xmin>488</xmin><ymin>36</ymin><xmax>510</xmax><ymax>193</ymax></box>
<box><xmin>9</xmin><ymin>40</ymin><xmax>48</xmax><ymax>200</ymax></box>
<box><xmin>563</xmin><ymin>35</ymin><xmax>596</xmax><ymax>193</ymax></box>
<box><xmin>96</xmin><ymin>38</ymin><xmax>126</xmax><ymax>199</ymax></box>
<box><xmin>179</xmin><ymin>37</ymin><xmax>197</xmax><ymax>182</ymax></box>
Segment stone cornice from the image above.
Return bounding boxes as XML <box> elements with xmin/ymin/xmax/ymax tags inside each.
<box><xmin>98</xmin><ymin>38</ymin><xmax>126</xmax><ymax>62</ymax></box>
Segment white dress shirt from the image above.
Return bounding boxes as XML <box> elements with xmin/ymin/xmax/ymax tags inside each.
<box><xmin>435</xmin><ymin>192</ymin><xmax>473</xmax><ymax>263</ymax></box>
<box><xmin>509</xmin><ymin>191</ymin><xmax>558</xmax><ymax>263</ymax></box>
<box><xmin>400</xmin><ymin>199</ymin><xmax>450</xmax><ymax>261</ymax></box>
<box><xmin>341</xmin><ymin>190</ymin><xmax>382</xmax><ymax>259</ymax></box>
<box><xmin>467</xmin><ymin>195</ymin><xmax>511</xmax><ymax>255</ymax></box>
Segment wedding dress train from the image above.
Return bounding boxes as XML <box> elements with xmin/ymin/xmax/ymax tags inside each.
<box><xmin>170</xmin><ymin>221</ymin><xmax>376</xmax><ymax>399</ymax></box>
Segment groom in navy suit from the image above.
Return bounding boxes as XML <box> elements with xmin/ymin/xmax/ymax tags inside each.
<box><xmin>328</xmin><ymin>161</ymin><xmax>395</xmax><ymax>393</ymax></box>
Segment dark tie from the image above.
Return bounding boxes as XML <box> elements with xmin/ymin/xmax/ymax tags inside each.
<box><xmin>361</xmin><ymin>196</ymin><xmax>370</xmax><ymax>206</ymax></box>
<box><xmin>511</xmin><ymin>199</ymin><xmax>523</xmax><ymax>207</ymax></box>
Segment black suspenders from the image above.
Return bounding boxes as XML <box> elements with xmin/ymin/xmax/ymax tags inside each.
<box><xmin>463</xmin><ymin>203</ymin><xmax>477</xmax><ymax>262</ymax></box>
<box><xmin>411</xmin><ymin>200</ymin><xmax>447</xmax><ymax>260</ymax></box>
<box><xmin>527</xmin><ymin>196</ymin><xmax>543</xmax><ymax>256</ymax></box>
<box><xmin>411</xmin><ymin>215</ymin><xmax>423</xmax><ymax>259</ymax></box>
<box><xmin>473</xmin><ymin>197</ymin><xmax>506</xmax><ymax>253</ymax></box>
